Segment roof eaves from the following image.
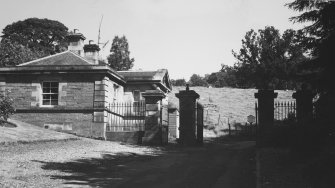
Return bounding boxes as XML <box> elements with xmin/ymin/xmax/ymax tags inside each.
<box><xmin>153</xmin><ymin>69</ymin><xmax>167</xmax><ymax>80</ymax></box>
<box><xmin>117</xmin><ymin>70</ymin><xmax>161</xmax><ymax>81</ymax></box>
<box><xmin>106</xmin><ymin>68</ymin><xmax>126</xmax><ymax>85</ymax></box>
<box><xmin>124</xmin><ymin>80</ymin><xmax>170</xmax><ymax>93</ymax></box>
<box><xmin>158</xmin><ymin>82</ymin><xmax>171</xmax><ymax>93</ymax></box>
<box><xmin>124</xmin><ymin>80</ymin><xmax>162</xmax><ymax>84</ymax></box>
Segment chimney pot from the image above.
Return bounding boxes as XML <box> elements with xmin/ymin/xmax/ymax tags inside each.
<box><xmin>84</xmin><ymin>42</ymin><xmax>100</xmax><ymax>65</ymax></box>
<box><xmin>66</xmin><ymin>30</ymin><xmax>86</xmax><ymax>56</ymax></box>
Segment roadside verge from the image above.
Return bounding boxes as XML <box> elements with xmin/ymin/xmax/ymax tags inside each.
<box><xmin>0</xmin><ymin>119</ymin><xmax>78</xmax><ymax>145</ymax></box>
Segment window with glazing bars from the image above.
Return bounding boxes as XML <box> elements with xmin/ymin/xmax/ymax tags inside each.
<box><xmin>42</xmin><ymin>82</ymin><xmax>58</xmax><ymax>105</ymax></box>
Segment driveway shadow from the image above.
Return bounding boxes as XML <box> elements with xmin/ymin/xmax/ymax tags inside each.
<box><xmin>35</xmin><ymin>137</ymin><xmax>255</xmax><ymax>188</ymax></box>
<box><xmin>34</xmin><ymin>151</ymin><xmax>166</xmax><ymax>187</ymax></box>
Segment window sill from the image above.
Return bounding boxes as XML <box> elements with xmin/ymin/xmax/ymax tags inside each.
<box><xmin>40</xmin><ymin>105</ymin><xmax>57</xmax><ymax>108</ymax></box>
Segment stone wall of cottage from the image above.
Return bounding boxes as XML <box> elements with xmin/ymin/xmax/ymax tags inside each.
<box><xmin>2</xmin><ymin>74</ymin><xmax>95</xmax><ymax>109</ymax></box>
<box><xmin>93</xmin><ymin>76</ymin><xmax>125</xmax><ymax>138</ymax></box>
<box><xmin>0</xmin><ymin>73</ymin><xmax>124</xmax><ymax>139</ymax></box>
<box><xmin>122</xmin><ymin>84</ymin><xmax>150</xmax><ymax>102</ymax></box>
<box><xmin>123</xmin><ymin>84</ymin><xmax>169</xmax><ymax>103</ymax></box>
<box><xmin>104</xmin><ymin>76</ymin><xmax>124</xmax><ymax>104</ymax></box>
<box><xmin>12</xmin><ymin>113</ymin><xmax>104</xmax><ymax>138</ymax></box>
<box><xmin>124</xmin><ymin>84</ymin><xmax>153</xmax><ymax>92</ymax></box>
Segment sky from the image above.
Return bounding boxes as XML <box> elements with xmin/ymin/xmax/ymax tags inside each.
<box><xmin>0</xmin><ymin>0</ymin><xmax>305</xmax><ymax>80</ymax></box>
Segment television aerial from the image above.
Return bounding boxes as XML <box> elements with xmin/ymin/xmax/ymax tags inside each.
<box><xmin>97</xmin><ymin>15</ymin><xmax>109</xmax><ymax>52</ymax></box>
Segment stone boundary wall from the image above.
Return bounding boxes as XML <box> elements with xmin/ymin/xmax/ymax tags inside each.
<box><xmin>105</xmin><ymin>131</ymin><xmax>144</xmax><ymax>144</ymax></box>
<box><xmin>13</xmin><ymin>112</ymin><xmax>104</xmax><ymax>138</ymax></box>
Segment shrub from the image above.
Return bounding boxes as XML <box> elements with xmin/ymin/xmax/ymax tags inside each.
<box><xmin>0</xmin><ymin>90</ymin><xmax>15</xmax><ymax>122</ymax></box>
<box><xmin>171</xmin><ymin>79</ymin><xmax>187</xmax><ymax>86</ymax></box>
<box><xmin>189</xmin><ymin>74</ymin><xmax>208</xmax><ymax>87</ymax></box>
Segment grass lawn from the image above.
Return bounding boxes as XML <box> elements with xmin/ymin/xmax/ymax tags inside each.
<box><xmin>0</xmin><ymin>119</ymin><xmax>77</xmax><ymax>144</ymax></box>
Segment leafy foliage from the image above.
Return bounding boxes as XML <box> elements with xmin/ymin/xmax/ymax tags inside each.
<box><xmin>287</xmin><ymin>0</ymin><xmax>335</xmax><ymax>92</ymax></box>
<box><xmin>1</xmin><ymin>18</ymin><xmax>68</xmax><ymax>55</ymax></box>
<box><xmin>0</xmin><ymin>39</ymin><xmax>44</xmax><ymax>67</ymax></box>
<box><xmin>206</xmin><ymin>64</ymin><xmax>238</xmax><ymax>88</ymax></box>
<box><xmin>107</xmin><ymin>36</ymin><xmax>134</xmax><ymax>71</ymax></box>
<box><xmin>287</xmin><ymin>0</ymin><xmax>335</xmax><ymax>50</ymax></box>
<box><xmin>232</xmin><ymin>26</ymin><xmax>306</xmax><ymax>89</ymax></box>
<box><xmin>189</xmin><ymin>74</ymin><xmax>208</xmax><ymax>87</ymax></box>
<box><xmin>171</xmin><ymin>79</ymin><xmax>187</xmax><ymax>86</ymax></box>
<box><xmin>287</xmin><ymin>0</ymin><xmax>335</xmax><ymax>129</ymax></box>
<box><xmin>0</xmin><ymin>90</ymin><xmax>15</xmax><ymax>122</ymax></box>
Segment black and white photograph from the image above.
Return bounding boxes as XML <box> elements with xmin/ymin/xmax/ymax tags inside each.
<box><xmin>1</xmin><ymin>0</ymin><xmax>335</xmax><ymax>187</ymax></box>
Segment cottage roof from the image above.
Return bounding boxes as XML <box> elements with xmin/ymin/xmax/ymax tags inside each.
<box><xmin>0</xmin><ymin>51</ymin><xmax>172</xmax><ymax>90</ymax></box>
<box><xmin>18</xmin><ymin>51</ymin><xmax>96</xmax><ymax>66</ymax></box>
<box><xmin>118</xmin><ymin>69</ymin><xmax>172</xmax><ymax>92</ymax></box>
<box><xmin>0</xmin><ymin>51</ymin><xmax>125</xmax><ymax>85</ymax></box>
<box><xmin>118</xmin><ymin>71</ymin><xmax>156</xmax><ymax>80</ymax></box>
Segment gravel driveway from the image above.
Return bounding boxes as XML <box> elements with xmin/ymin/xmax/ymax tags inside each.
<box><xmin>0</xmin><ymin>138</ymin><xmax>158</xmax><ymax>188</ymax></box>
<box><xmin>0</xmin><ymin>137</ymin><xmax>255</xmax><ymax>188</ymax></box>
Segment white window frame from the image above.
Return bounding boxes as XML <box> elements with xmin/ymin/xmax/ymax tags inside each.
<box><xmin>133</xmin><ymin>90</ymin><xmax>141</xmax><ymax>102</ymax></box>
<box><xmin>113</xmin><ymin>84</ymin><xmax>119</xmax><ymax>102</ymax></box>
<box><xmin>41</xmin><ymin>81</ymin><xmax>59</xmax><ymax>107</ymax></box>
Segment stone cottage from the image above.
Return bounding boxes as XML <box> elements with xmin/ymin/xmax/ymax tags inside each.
<box><xmin>0</xmin><ymin>31</ymin><xmax>172</xmax><ymax>143</ymax></box>
<box><xmin>118</xmin><ymin>69</ymin><xmax>172</xmax><ymax>128</ymax></box>
<box><xmin>115</xmin><ymin>70</ymin><xmax>172</xmax><ymax>143</ymax></box>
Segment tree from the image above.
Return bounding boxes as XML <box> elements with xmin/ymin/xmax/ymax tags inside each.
<box><xmin>206</xmin><ymin>72</ymin><xmax>218</xmax><ymax>86</ymax></box>
<box><xmin>1</xmin><ymin>18</ymin><xmax>68</xmax><ymax>55</ymax></box>
<box><xmin>189</xmin><ymin>74</ymin><xmax>208</xmax><ymax>87</ymax></box>
<box><xmin>171</xmin><ymin>79</ymin><xmax>187</xmax><ymax>86</ymax></box>
<box><xmin>232</xmin><ymin>26</ymin><xmax>306</xmax><ymax>89</ymax></box>
<box><xmin>286</xmin><ymin>0</ymin><xmax>335</xmax><ymax>92</ymax></box>
<box><xmin>0</xmin><ymin>39</ymin><xmax>44</xmax><ymax>67</ymax></box>
<box><xmin>206</xmin><ymin>64</ymin><xmax>238</xmax><ymax>88</ymax></box>
<box><xmin>219</xmin><ymin>64</ymin><xmax>238</xmax><ymax>87</ymax></box>
<box><xmin>287</xmin><ymin>0</ymin><xmax>335</xmax><ymax>126</ymax></box>
<box><xmin>107</xmin><ymin>36</ymin><xmax>134</xmax><ymax>71</ymax></box>
<box><xmin>287</xmin><ymin>0</ymin><xmax>335</xmax><ymax>51</ymax></box>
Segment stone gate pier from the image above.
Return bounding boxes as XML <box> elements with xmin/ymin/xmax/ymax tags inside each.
<box><xmin>141</xmin><ymin>90</ymin><xmax>166</xmax><ymax>145</ymax></box>
<box><xmin>255</xmin><ymin>89</ymin><xmax>278</xmax><ymax>147</ymax></box>
<box><xmin>175</xmin><ymin>85</ymin><xmax>200</xmax><ymax>146</ymax></box>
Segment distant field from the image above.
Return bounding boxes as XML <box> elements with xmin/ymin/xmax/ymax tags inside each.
<box><xmin>168</xmin><ymin>86</ymin><xmax>294</xmax><ymax>130</ymax></box>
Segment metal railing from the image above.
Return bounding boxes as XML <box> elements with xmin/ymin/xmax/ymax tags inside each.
<box><xmin>105</xmin><ymin>101</ymin><xmax>146</xmax><ymax>132</ymax></box>
<box><xmin>274</xmin><ymin>101</ymin><xmax>296</xmax><ymax>121</ymax></box>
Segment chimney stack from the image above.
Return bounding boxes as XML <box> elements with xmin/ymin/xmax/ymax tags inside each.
<box><xmin>66</xmin><ymin>29</ymin><xmax>86</xmax><ymax>56</ymax></box>
<box><xmin>84</xmin><ymin>40</ymin><xmax>100</xmax><ymax>65</ymax></box>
